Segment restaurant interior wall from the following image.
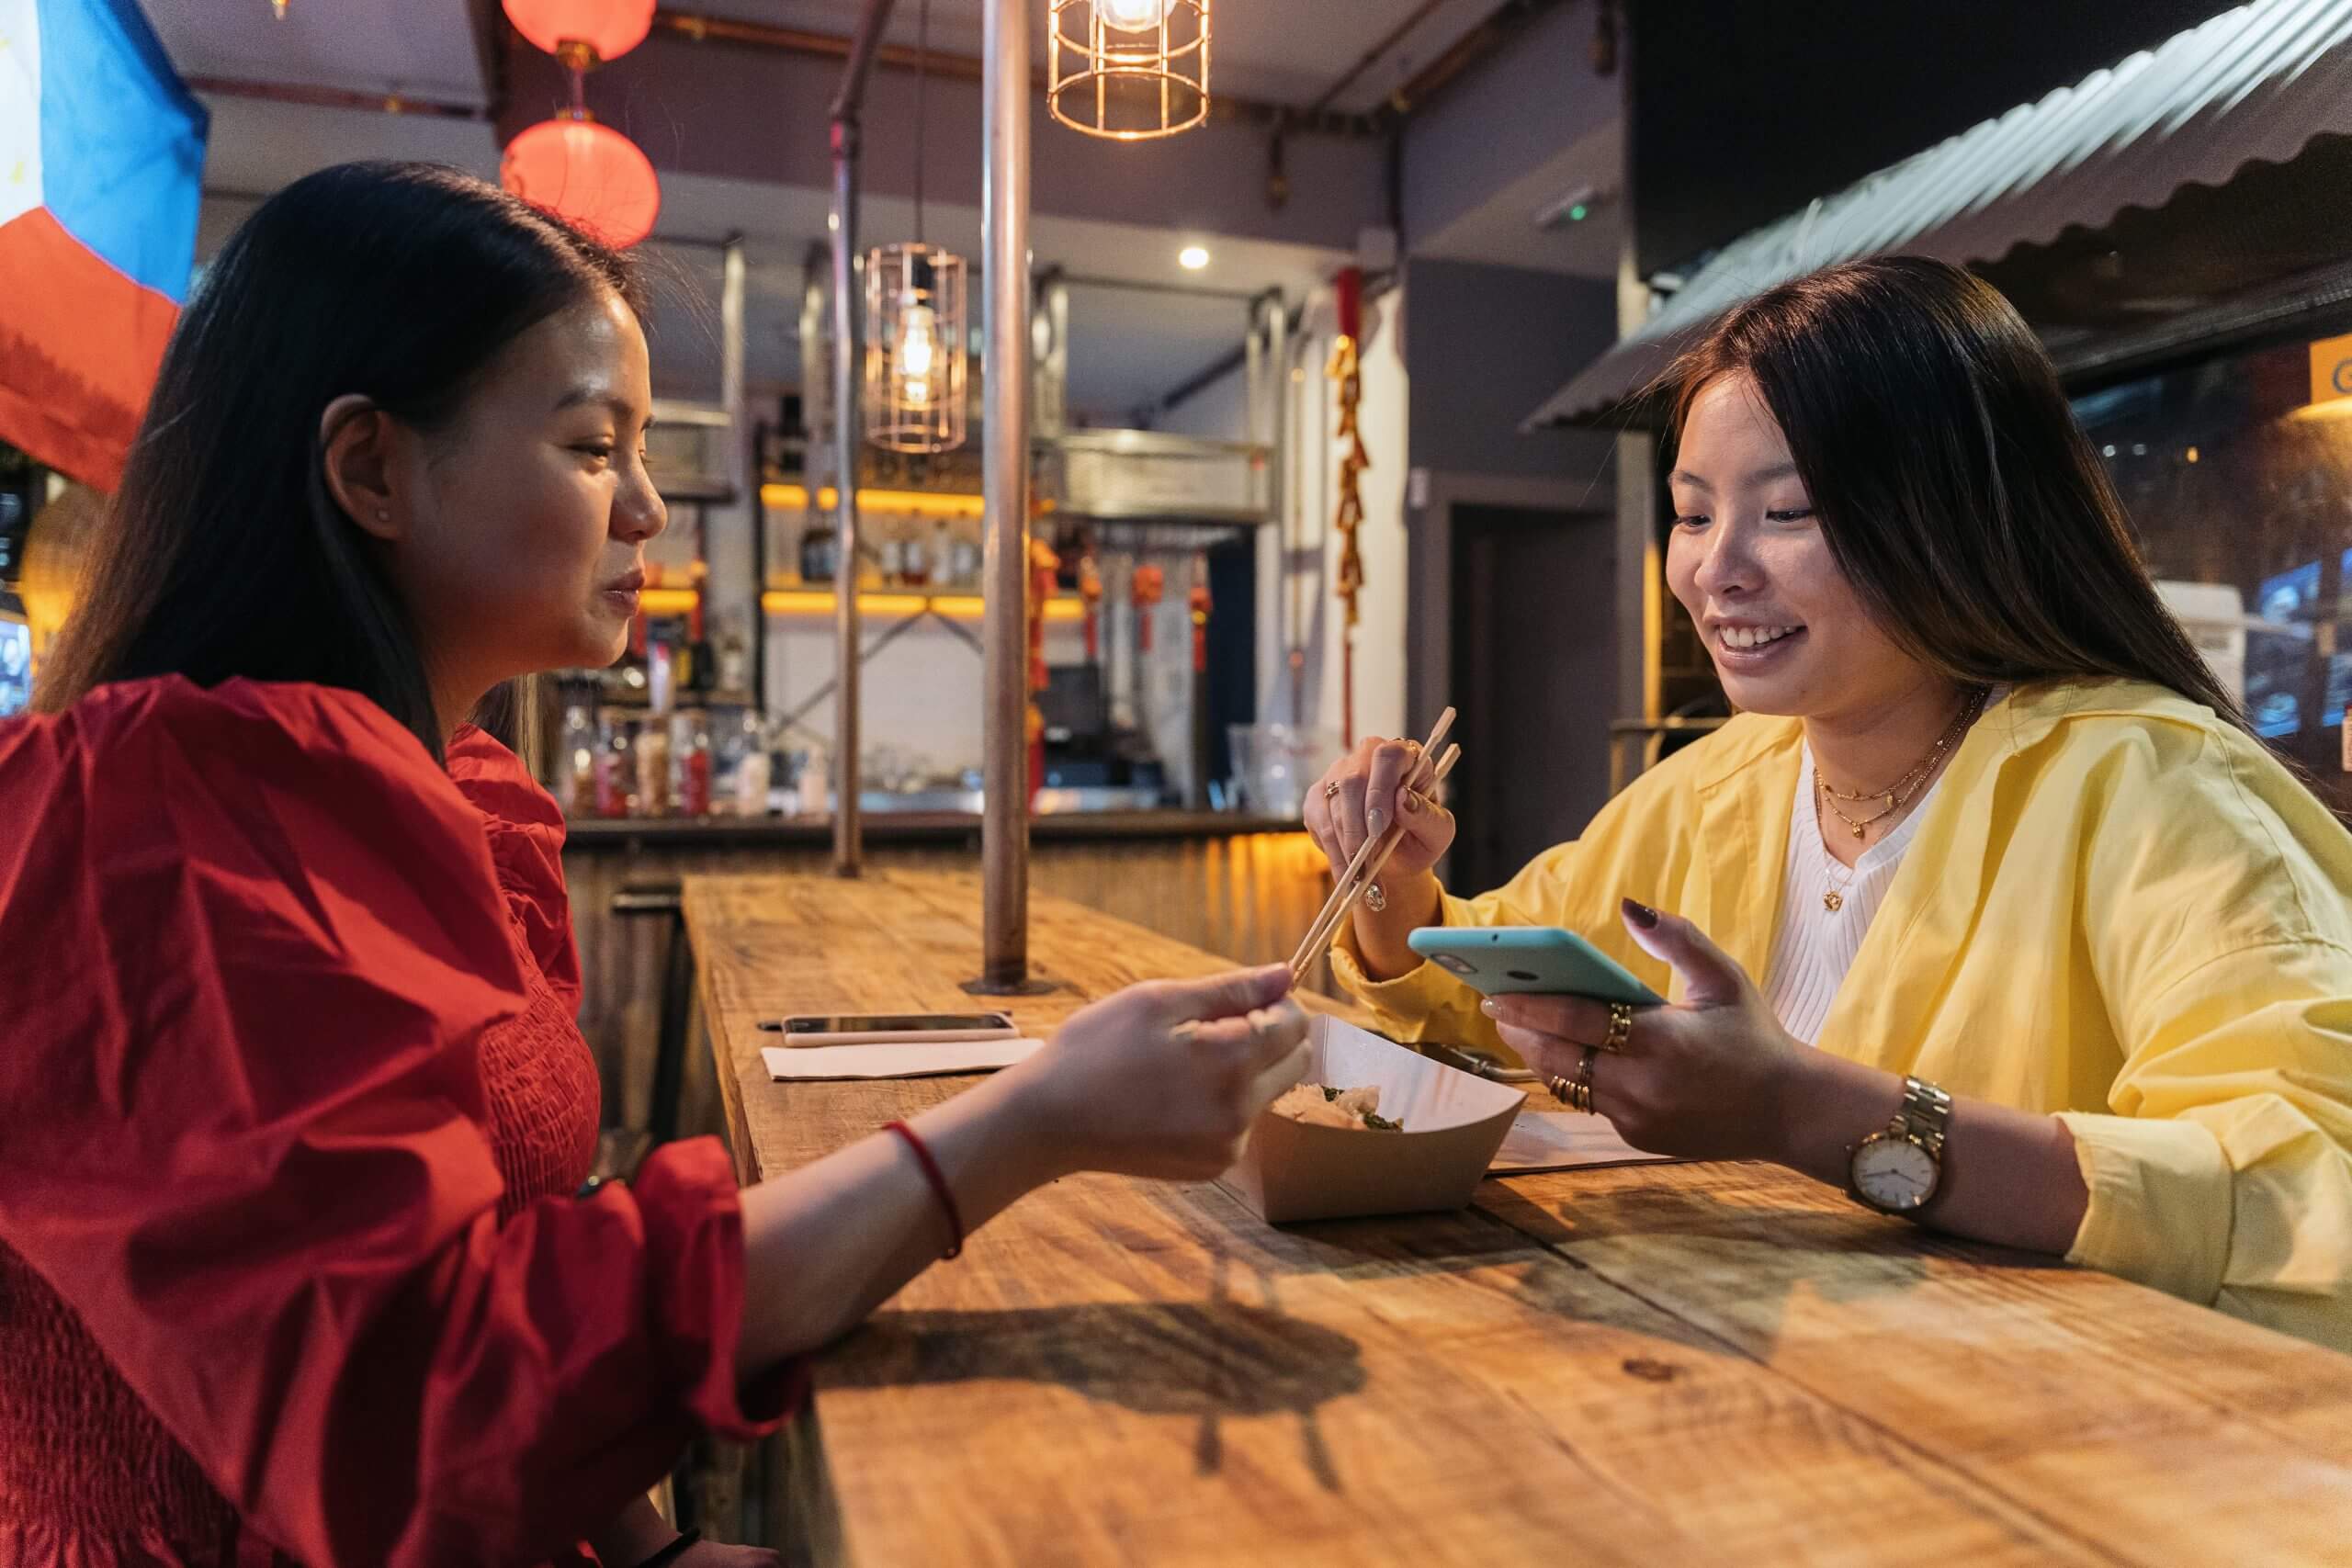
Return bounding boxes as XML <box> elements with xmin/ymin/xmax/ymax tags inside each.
<box><xmin>1154</xmin><ymin>281</ymin><xmax>1411</xmax><ymax>756</ymax></box>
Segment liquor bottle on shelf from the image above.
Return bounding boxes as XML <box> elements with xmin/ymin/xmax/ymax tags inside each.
<box><xmin>593</xmin><ymin>717</ymin><xmax>630</xmax><ymax>818</ymax></box>
<box><xmin>673</xmin><ymin>705</ymin><xmax>713</xmax><ymax>817</ymax></box>
<box><xmin>732</xmin><ymin>710</ymin><xmax>774</xmax><ymax>817</ymax></box>
<box><xmin>799</xmin><ymin>522</ymin><xmax>838</xmax><ymax>583</ymax></box>
<box><xmin>901</xmin><ymin>519</ymin><xmax>932</xmax><ymax>588</ymax></box>
<box><xmin>634</xmin><ymin>721</ymin><xmax>672</xmax><ymax>818</ymax></box>
<box><xmin>555</xmin><ymin>704</ymin><xmax>595</xmax><ymax>816</ymax></box>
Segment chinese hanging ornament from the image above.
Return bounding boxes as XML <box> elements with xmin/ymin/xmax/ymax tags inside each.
<box><xmin>1328</xmin><ymin>266</ymin><xmax>1368</xmax><ymax>746</ymax></box>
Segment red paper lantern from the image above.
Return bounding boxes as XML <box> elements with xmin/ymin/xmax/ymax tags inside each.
<box><xmin>501</xmin><ymin>115</ymin><xmax>661</xmax><ymax>249</ymax></box>
<box><xmin>503</xmin><ymin>0</ymin><xmax>654</xmax><ymax>63</ymax></box>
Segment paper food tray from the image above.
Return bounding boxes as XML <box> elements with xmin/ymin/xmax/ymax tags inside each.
<box><xmin>1217</xmin><ymin>1014</ymin><xmax>1523</xmax><ymax>1224</ymax></box>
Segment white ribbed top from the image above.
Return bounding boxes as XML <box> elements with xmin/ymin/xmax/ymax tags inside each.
<box><xmin>1761</xmin><ymin>742</ymin><xmax>1946</xmax><ymax>1045</ymax></box>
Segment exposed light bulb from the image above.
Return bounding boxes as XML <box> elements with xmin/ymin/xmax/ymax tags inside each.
<box><xmin>898</xmin><ymin>302</ymin><xmax>940</xmax><ymax>406</ymax></box>
<box><xmin>1098</xmin><ymin>0</ymin><xmax>1170</xmax><ymax>33</ymax></box>
<box><xmin>899</xmin><ymin>303</ymin><xmax>939</xmax><ymax>379</ymax></box>
<box><xmin>1179</xmin><ymin>245</ymin><xmax>1210</xmax><ymax>270</ymax></box>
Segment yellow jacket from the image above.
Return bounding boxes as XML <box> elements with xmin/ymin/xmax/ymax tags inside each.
<box><xmin>1335</xmin><ymin>679</ymin><xmax>2352</xmax><ymax>1351</ymax></box>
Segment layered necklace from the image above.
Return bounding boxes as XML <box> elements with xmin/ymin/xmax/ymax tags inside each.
<box><xmin>1813</xmin><ymin>684</ymin><xmax>1991</xmax><ymax>911</ymax></box>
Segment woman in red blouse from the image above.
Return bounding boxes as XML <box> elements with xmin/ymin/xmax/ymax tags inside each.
<box><xmin>0</xmin><ymin>163</ymin><xmax>1310</xmax><ymax>1568</ymax></box>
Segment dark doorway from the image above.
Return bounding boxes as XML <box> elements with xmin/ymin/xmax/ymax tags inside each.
<box><xmin>1447</xmin><ymin>505</ymin><xmax>1613</xmax><ymax>895</ymax></box>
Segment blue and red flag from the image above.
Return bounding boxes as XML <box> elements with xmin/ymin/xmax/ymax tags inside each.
<box><xmin>0</xmin><ymin>0</ymin><xmax>205</xmax><ymax>489</ymax></box>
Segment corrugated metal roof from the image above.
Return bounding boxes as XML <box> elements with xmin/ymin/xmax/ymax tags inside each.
<box><xmin>1524</xmin><ymin>0</ymin><xmax>2352</xmax><ymax>429</ymax></box>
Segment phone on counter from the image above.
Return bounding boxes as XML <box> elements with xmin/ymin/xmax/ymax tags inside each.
<box><xmin>760</xmin><ymin>1011</ymin><xmax>1021</xmax><ymax>1045</ymax></box>
<box><xmin>1407</xmin><ymin>926</ymin><xmax>1666</xmax><ymax>1008</ymax></box>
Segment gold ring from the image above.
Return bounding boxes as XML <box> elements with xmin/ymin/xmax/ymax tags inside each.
<box><xmin>1324</xmin><ymin>780</ymin><xmax>1343</xmax><ymax>799</ymax></box>
<box><xmin>1600</xmin><ymin>1001</ymin><xmax>1633</xmax><ymax>1054</ymax></box>
<box><xmin>1549</xmin><ymin>1049</ymin><xmax>1598</xmax><ymax>1113</ymax></box>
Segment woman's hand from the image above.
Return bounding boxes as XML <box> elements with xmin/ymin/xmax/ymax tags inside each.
<box><xmin>1304</xmin><ymin>737</ymin><xmax>1457</xmax><ymax>980</ymax></box>
<box><xmin>1304</xmin><ymin>735</ymin><xmax>1456</xmax><ymax>884</ymax></box>
<box><xmin>1484</xmin><ymin>900</ymin><xmax>1812</xmax><ymax>1162</ymax></box>
<box><xmin>1021</xmin><ymin>965</ymin><xmax>1312</xmax><ymax>1180</ymax></box>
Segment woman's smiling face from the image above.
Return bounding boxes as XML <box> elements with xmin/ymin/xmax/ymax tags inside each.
<box><xmin>1665</xmin><ymin>372</ymin><xmax>1930</xmax><ymax>721</ymax></box>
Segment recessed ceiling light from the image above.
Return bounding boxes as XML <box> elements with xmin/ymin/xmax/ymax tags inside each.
<box><xmin>1179</xmin><ymin>245</ymin><xmax>1210</xmax><ymax>271</ymax></box>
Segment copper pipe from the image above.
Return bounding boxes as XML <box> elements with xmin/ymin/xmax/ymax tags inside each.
<box><xmin>829</xmin><ymin>0</ymin><xmax>898</xmax><ymax>878</ymax></box>
<box><xmin>181</xmin><ymin>75</ymin><xmax>488</xmax><ymax>119</ymax></box>
<box><xmin>1301</xmin><ymin>0</ymin><xmax>1450</xmax><ymax>121</ymax></box>
<box><xmin>977</xmin><ymin>0</ymin><xmax>1034</xmax><ymax>989</ymax></box>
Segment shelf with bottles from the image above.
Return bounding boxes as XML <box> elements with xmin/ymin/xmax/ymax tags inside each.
<box><xmin>761</xmin><ymin>583</ymin><xmax>1087</xmax><ymax>622</ymax></box>
<box><xmin>551</xmin><ymin>693</ymin><xmax>811</xmax><ymax>824</ymax></box>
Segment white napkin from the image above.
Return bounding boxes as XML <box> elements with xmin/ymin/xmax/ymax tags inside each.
<box><xmin>763</xmin><ymin>1038</ymin><xmax>1046</xmax><ymax>1082</ymax></box>
<box><xmin>1487</xmin><ymin>1109</ymin><xmax>1675</xmax><ymax>1175</ymax></box>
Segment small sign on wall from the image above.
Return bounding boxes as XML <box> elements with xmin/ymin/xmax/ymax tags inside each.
<box><xmin>2310</xmin><ymin>333</ymin><xmax>2352</xmax><ymax>409</ymax></box>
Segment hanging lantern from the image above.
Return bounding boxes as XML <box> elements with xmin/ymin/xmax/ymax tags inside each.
<box><xmin>864</xmin><ymin>243</ymin><xmax>968</xmax><ymax>454</ymax></box>
<box><xmin>1048</xmin><ymin>0</ymin><xmax>1211</xmax><ymax>141</ymax></box>
<box><xmin>502</xmin><ymin>0</ymin><xmax>654</xmax><ymax>66</ymax></box>
<box><xmin>502</xmin><ymin>113</ymin><xmax>661</xmax><ymax>248</ymax></box>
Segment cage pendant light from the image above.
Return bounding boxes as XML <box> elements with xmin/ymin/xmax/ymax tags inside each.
<box><xmin>1048</xmin><ymin>0</ymin><xmax>1210</xmax><ymax>141</ymax></box>
<box><xmin>865</xmin><ymin>0</ymin><xmax>967</xmax><ymax>453</ymax></box>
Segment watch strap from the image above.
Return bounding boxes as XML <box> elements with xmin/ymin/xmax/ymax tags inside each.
<box><xmin>1895</xmin><ymin>1076</ymin><xmax>1952</xmax><ymax>1157</ymax></box>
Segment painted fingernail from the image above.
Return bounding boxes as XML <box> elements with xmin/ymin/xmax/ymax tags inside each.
<box><xmin>1366</xmin><ymin>807</ymin><xmax>1388</xmax><ymax>839</ymax></box>
<box><xmin>1623</xmin><ymin>897</ymin><xmax>1659</xmax><ymax>929</ymax></box>
<box><xmin>1479</xmin><ymin>998</ymin><xmax>1500</xmax><ymax>1018</ymax></box>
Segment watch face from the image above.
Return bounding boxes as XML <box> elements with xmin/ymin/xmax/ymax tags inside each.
<box><xmin>1853</xmin><ymin>1136</ymin><xmax>1939</xmax><ymax>1212</ymax></box>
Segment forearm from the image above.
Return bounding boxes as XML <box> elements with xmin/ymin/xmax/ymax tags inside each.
<box><xmin>732</xmin><ymin>1058</ymin><xmax>1079</xmax><ymax>1373</ymax></box>
<box><xmin>1347</xmin><ymin>870</ymin><xmax>1443</xmax><ymax>980</ymax></box>
<box><xmin>1778</xmin><ymin>1051</ymin><xmax>2087</xmax><ymax>1255</ymax></box>
<box><xmin>591</xmin><ymin>1495</ymin><xmax>677</xmax><ymax>1568</ymax></box>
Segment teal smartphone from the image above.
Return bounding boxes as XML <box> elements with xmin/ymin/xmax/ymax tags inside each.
<box><xmin>1407</xmin><ymin>926</ymin><xmax>1665</xmax><ymax>1008</ymax></box>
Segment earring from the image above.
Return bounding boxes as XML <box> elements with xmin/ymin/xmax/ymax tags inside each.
<box><xmin>375</xmin><ymin>508</ymin><xmax>390</xmax><ymax>522</ymax></box>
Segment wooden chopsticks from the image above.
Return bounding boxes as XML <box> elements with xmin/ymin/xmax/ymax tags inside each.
<box><xmin>1290</xmin><ymin>707</ymin><xmax>1460</xmax><ymax>984</ymax></box>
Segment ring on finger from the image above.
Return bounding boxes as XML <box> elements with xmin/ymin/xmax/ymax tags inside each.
<box><xmin>1600</xmin><ymin>1001</ymin><xmax>1633</xmax><ymax>1055</ymax></box>
<box><xmin>1324</xmin><ymin>779</ymin><xmax>1343</xmax><ymax>799</ymax></box>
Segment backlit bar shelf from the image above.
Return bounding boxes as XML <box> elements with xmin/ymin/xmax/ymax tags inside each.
<box><xmin>761</xmin><ymin>588</ymin><xmax>1085</xmax><ymax>622</ymax></box>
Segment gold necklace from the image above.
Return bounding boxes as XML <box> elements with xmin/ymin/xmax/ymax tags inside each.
<box><xmin>1814</xmin><ymin>686</ymin><xmax>1989</xmax><ymax>909</ymax></box>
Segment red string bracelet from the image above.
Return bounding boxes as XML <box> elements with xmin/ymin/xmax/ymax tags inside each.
<box><xmin>884</xmin><ymin>1120</ymin><xmax>965</xmax><ymax>1259</ymax></box>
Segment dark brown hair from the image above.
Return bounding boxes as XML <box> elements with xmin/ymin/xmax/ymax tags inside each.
<box><xmin>37</xmin><ymin>162</ymin><xmax>645</xmax><ymax>759</ymax></box>
<box><xmin>1666</xmin><ymin>255</ymin><xmax>2245</xmax><ymax>729</ymax></box>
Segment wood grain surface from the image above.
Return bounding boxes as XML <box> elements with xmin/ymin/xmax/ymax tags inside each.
<box><xmin>685</xmin><ymin>870</ymin><xmax>2352</xmax><ymax>1567</ymax></box>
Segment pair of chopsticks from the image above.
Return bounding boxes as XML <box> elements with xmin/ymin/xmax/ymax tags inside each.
<box><xmin>1290</xmin><ymin>706</ymin><xmax>1460</xmax><ymax>985</ymax></box>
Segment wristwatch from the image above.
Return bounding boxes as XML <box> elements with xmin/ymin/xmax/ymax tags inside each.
<box><xmin>1847</xmin><ymin>1076</ymin><xmax>1951</xmax><ymax>1216</ymax></box>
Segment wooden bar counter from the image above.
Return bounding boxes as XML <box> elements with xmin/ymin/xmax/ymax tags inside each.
<box><xmin>686</xmin><ymin>869</ymin><xmax>2352</xmax><ymax>1566</ymax></box>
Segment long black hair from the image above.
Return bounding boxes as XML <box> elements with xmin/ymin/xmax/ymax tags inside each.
<box><xmin>37</xmin><ymin>161</ymin><xmax>644</xmax><ymax>759</ymax></box>
<box><xmin>1666</xmin><ymin>256</ymin><xmax>2245</xmax><ymax>729</ymax></box>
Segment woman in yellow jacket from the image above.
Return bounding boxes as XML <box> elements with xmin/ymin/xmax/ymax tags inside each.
<box><xmin>1311</xmin><ymin>256</ymin><xmax>2352</xmax><ymax>1353</ymax></box>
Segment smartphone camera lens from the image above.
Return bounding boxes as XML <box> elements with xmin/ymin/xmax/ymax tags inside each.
<box><xmin>1433</xmin><ymin>953</ymin><xmax>1475</xmax><ymax>976</ymax></box>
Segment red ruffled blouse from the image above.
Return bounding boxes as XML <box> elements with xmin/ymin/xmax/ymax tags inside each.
<box><xmin>0</xmin><ymin>678</ymin><xmax>794</xmax><ymax>1567</ymax></box>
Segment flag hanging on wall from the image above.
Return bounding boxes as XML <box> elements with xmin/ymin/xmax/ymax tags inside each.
<box><xmin>0</xmin><ymin>0</ymin><xmax>205</xmax><ymax>490</ymax></box>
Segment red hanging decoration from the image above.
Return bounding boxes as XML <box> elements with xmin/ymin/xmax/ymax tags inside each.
<box><xmin>1187</xmin><ymin>560</ymin><xmax>1212</xmax><ymax>675</ymax></box>
<box><xmin>1131</xmin><ymin>562</ymin><xmax>1165</xmax><ymax>653</ymax></box>
<box><xmin>503</xmin><ymin>0</ymin><xmax>654</xmax><ymax>64</ymax></box>
<box><xmin>1328</xmin><ymin>265</ymin><xmax>1368</xmax><ymax>747</ymax></box>
<box><xmin>502</xmin><ymin>114</ymin><xmax>661</xmax><ymax>249</ymax></box>
<box><xmin>1028</xmin><ymin>536</ymin><xmax>1061</xmax><ymax>810</ymax></box>
<box><xmin>1078</xmin><ymin>548</ymin><xmax>1103</xmax><ymax>662</ymax></box>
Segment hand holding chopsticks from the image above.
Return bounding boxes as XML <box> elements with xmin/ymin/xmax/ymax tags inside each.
<box><xmin>1291</xmin><ymin>707</ymin><xmax>1460</xmax><ymax>984</ymax></box>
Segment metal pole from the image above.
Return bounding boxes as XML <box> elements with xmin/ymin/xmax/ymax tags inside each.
<box><xmin>974</xmin><ymin>0</ymin><xmax>1039</xmax><ymax>992</ymax></box>
<box><xmin>828</xmin><ymin>0</ymin><xmax>897</xmax><ymax>876</ymax></box>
